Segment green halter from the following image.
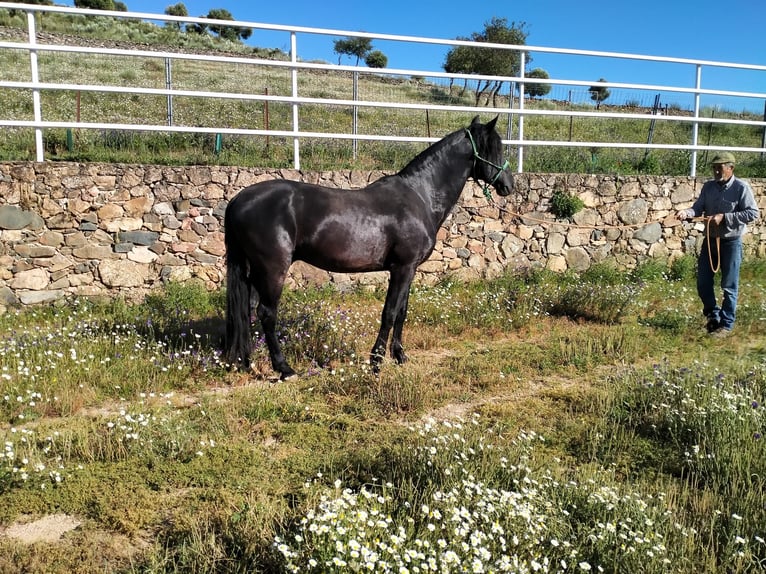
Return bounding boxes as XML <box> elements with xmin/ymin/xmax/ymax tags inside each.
<box><xmin>464</xmin><ymin>128</ymin><xmax>511</xmax><ymax>201</ymax></box>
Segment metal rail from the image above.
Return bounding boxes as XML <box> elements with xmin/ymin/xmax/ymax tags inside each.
<box><xmin>0</xmin><ymin>1</ymin><xmax>764</xmax><ymax>174</ymax></box>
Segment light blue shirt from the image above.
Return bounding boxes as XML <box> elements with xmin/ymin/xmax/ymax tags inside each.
<box><xmin>686</xmin><ymin>175</ymin><xmax>759</xmax><ymax>239</ymax></box>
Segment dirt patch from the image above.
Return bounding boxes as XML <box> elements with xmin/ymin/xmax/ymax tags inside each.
<box><xmin>2</xmin><ymin>514</ymin><xmax>82</xmax><ymax>544</ymax></box>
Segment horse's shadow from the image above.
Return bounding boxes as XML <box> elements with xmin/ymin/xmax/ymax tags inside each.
<box><xmin>139</xmin><ymin>314</ymin><xmax>228</xmax><ymax>360</ymax></box>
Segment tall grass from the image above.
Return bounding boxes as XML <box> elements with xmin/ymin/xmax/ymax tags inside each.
<box><xmin>1</xmin><ymin>260</ymin><xmax>766</xmax><ymax>572</ymax></box>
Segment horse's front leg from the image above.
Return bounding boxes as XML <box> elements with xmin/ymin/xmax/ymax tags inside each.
<box><xmin>390</xmin><ymin>296</ymin><xmax>409</xmax><ymax>365</ymax></box>
<box><xmin>370</xmin><ymin>266</ymin><xmax>415</xmax><ymax>373</ymax></box>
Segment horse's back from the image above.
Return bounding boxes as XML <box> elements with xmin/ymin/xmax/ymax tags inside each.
<box><xmin>225</xmin><ymin>177</ymin><xmax>435</xmax><ymax>273</ymax></box>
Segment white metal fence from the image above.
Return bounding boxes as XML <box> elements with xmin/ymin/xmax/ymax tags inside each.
<box><xmin>1</xmin><ymin>1</ymin><xmax>765</xmax><ymax>176</ymax></box>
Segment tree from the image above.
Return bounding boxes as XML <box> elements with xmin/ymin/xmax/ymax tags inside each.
<box><xmin>164</xmin><ymin>3</ymin><xmax>188</xmax><ymax>30</ymax></box>
<box><xmin>12</xmin><ymin>0</ymin><xmax>54</xmax><ymax>5</ymax></box>
<box><xmin>443</xmin><ymin>42</ymin><xmax>478</xmax><ymax>96</ymax></box>
<box><xmin>333</xmin><ymin>36</ymin><xmax>373</xmax><ymax>65</ymax></box>
<box><xmin>365</xmin><ymin>50</ymin><xmax>387</xmax><ymax>68</ymax></box>
<box><xmin>524</xmin><ymin>68</ymin><xmax>551</xmax><ymax>99</ymax></box>
<box><xmin>206</xmin><ymin>8</ymin><xmax>252</xmax><ymax>42</ymax></box>
<box><xmin>187</xmin><ymin>18</ymin><xmax>208</xmax><ymax>35</ymax></box>
<box><xmin>113</xmin><ymin>1</ymin><xmax>127</xmax><ymax>10</ymax></box>
<box><xmin>74</xmin><ymin>0</ymin><xmax>115</xmax><ymax>9</ymax></box>
<box><xmin>443</xmin><ymin>17</ymin><xmax>530</xmax><ymax>106</ymax></box>
<box><xmin>6</xmin><ymin>0</ymin><xmax>53</xmax><ymax>16</ymax></box>
<box><xmin>589</xmin><ymin>78</ymin><xmax>611</xmax><ymax>109</ymax></box>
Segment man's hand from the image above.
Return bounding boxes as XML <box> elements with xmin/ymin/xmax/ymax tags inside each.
<box><xmin>676</xmin><ymin>209</ymin><xmax>692</xmax><ymax>220</ymax></box>
<box><xmin>711</xmin><ymin>213</ymin><xmax>724</xmax><ymax>225</ymax></box>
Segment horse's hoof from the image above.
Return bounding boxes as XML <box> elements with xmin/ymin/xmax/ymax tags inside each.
<box><xmin>279</xmin><ymin>370</ymin><xmax>298</xmax><ymax>381</ymax></box>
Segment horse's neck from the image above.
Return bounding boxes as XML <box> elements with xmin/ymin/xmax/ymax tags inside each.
<box><xmin>399</xmin><ymin>135</ymin><xmax>472</xmax><ymax>223</ymax></box>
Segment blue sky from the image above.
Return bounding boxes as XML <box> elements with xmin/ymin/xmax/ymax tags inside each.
<box><xmin>61</xmin><ymin>0</ymin><xmax>765</xmax><ymax>112</ymax></box>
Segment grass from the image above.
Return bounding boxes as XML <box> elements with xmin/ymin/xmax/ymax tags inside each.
<box><xmin>1</xmin><ymin>10</ymin><xmax>766</xmax><ymax>175</ymax></box>
<box><xmin>1</xmin><ymin>257</ymin><xmax>765</xmax><ymax>572</ymax></box>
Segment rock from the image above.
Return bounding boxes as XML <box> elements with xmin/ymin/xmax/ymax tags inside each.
<box><xmin>565</xmin><ymin>246</ymin><xmax>591</xmax><ymax>272</ymax></box>
<box><xmin>127</xmin><ymin>246</ymin><xmax>159</xmax><ymax>264</ymax></box>
<box><xmin>617</xmin><ymin>198</ymin><xmax>649</xmax><ymax>225</ymax></box>
<box><xmin>73</xmin><ymin>245</ymin><xmax>115</xmax><ymax>260</ymax></box>
<box><xmin>97</xmin><ymin>204</ymin><xmax>124</xmax><ymax>220</ymax></box>
<box><xmin>39</xmin><ymin>231</ymin><xmax>65</xmax><ymax>246</ymax></box>
<box><xmin>0</xmin><ymin>286</ymin><xmax>19</xmax><ymax>306</ymax></box>
<box><xmin>14</xmin><ymin>244</ymin><xmax>56</xmax><ymax>258</ymax></box>
<box><xmin>98</xmin><ymin>260</ymin><xmax>148</xmax><ymax>287</ymax></box>
<box><xmin>18</xmin><ymin>290</ymin><xmax>64</xmax><ymax>305</ymax></box>
<box><xmin>153</xmin><ymin>201</ymin><xmax>176</xmax><ymax>216</ymax></box>
<box><xmin>11</xmin><ymin>268</ymin><xmax>50</xmax><ymax>290</ymax></box>
<box><xmin>199</xmin><ymin>235</ymin><xmax>225</xmax><ymax>256</ymax></box>
<box><xmin>163</xmin><ymin>265</ymin><xmax>192</xmax><ymax>282</ymax></box>
<box><xmin>104</xmin><ymin>217</ymin><xmax>143</xmax><ymax>232</ymax></box>
<box><xmin>547</xmin><ymin>255</ymin><xmax>567</xmax><ymax>272</ymax></box>
<box><xmin>500</xmin><ymin>234</ymin><xmax>525</xmax><ymax>258</ymax></box>
<box><xmin>546</xmin><ymin>232</ymin><xmax>566</xmax><ymax>254</ymax></box>
<box><xmin>671</xmin><ymin>182</ymin><xmax>696</xmax><ymax>204</ymax></box>
<box><xmin>124</xmin><ymin>196</ymin><xmax>153</xmax><ymax>217</ymax></box>
<box><xmin>117</xmin><ymin>231</ymin><xmax>159</xmax><ymax>246</ymax></box>
<box><xmin>0</xmin><ymin>205</ymin><xmax>36</xmax><ymax>230</ymax></box>
<box><xmin>632</xmin><ymin>222</ymin><xmax>662</xmax><ymax>244</ymax></box>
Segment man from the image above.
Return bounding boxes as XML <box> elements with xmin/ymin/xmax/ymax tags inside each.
<box><xmin>676</xmin><ymin>152</ymin><xmax>759</xmax><ymax>337</ymax></box>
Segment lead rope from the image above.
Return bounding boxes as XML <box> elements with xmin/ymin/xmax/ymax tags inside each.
<box><xmin>703</xmin><ymin>217</ymin><xmax>721</xmax><ymax>274</ymax></box>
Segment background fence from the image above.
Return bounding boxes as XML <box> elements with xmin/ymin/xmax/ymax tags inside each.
<box><xmin>0</xmin><ymin>1</ymin><xmax>765</xmax><ymax>176</ymax></box>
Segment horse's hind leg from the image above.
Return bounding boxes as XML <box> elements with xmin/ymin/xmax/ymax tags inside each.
<box><xmin>252</xmin><ymin>266</ymin><xmax>296</xmax><ymax>380</ymax></box>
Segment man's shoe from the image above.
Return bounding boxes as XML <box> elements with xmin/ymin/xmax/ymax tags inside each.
<box><xmin>705</xmin><ymin>318</ymin><xmax>720</xmax><ymax>333</ymax></box>
<box><xmin>709</xmin><ymin>327</ymin><xmax>732</xmax><ymax>339</ymax></box>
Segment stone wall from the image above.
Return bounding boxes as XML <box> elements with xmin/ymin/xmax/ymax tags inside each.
<box><xmin>1</xmin><ymin>162</ymin><xmax>764</xmax><ymax>310</ymax></box>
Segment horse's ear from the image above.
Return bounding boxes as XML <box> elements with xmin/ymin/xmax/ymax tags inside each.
<box><xmin>486</xmin><ymin>115</ymin><xmax>499</xmax><ymax>131</ymax></box>
<box><xmin>470</xmin><ymin>115</ymin><xmax>481</xmax><ymax>127</ymax></box>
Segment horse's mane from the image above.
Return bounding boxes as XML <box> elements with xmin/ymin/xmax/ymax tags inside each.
<box><xmin>397</xmin><ymin>126</ymin><xmax>466</xmax><ymax>178</ymax></box>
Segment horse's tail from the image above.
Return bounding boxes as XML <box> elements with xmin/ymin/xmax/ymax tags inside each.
<box><xmin>224</xmin><ymin>220</ymin><xmax>252</xmax><ymax>369</ymax></box>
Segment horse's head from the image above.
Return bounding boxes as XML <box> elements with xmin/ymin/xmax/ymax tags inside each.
<box><xmin>466</xmin><ymin>115</ymin><xmax>514</xmax><ymax>197</ymax></box>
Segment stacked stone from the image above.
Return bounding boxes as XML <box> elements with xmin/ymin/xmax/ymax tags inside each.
<box><xmin>0</xmin><ymin>163</ymin><xmax>230</xmax><ymax>311</ymax></box>
<box><xmin>1</xmin><ymin>162</ymin><xmax>764</xmax><ymax>312</ymax></box>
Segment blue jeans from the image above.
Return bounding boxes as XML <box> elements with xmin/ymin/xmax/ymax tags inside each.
<box><xmin>697</xmin><ymin>237</ymin><xmax>742</xmax><ymax>330</ymax></box>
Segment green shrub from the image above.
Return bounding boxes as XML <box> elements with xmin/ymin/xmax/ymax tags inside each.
<box><xmin>551</xmin><ymin>282</ymin><xmax>640</xmax><ymax>324</ymax></box>
<box><xmin>669</xmin><ymin>254</ymin><xmax>697</xmax><ymax>281</ymax></box>
<box><xmin>630</xmin><ymin>258</ymin><xmax>668</xmax><ymax>282</ymax></box>
<box><xmin>550</xmin><ymin>189</ymin><xmax>585</xmax><ymax>219</ymax></box>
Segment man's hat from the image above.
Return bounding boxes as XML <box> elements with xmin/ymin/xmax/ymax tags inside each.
<box><xmin>710</xmin><ymin>151</ymin><xmax>735</xmax><ymax>165</ymax></box>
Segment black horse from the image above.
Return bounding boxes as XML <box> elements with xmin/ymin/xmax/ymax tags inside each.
<box><xmin>224</xmin><ymin>115</ymin><xmax>514</xmax><ymax>379</ymax></box>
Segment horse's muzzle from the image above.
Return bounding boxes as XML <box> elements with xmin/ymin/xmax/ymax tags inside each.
<box><xmin>494</xmin><ymin>171</ymin><xmax>514</xmax><ymax>196</ymax></box>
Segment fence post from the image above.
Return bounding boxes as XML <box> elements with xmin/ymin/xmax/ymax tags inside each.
<box><xmin>264</xmin><ymin>87</ymin><xmax>270</xmax><ymax>153</ymax></box>
<box><xmin>165</xmin><ymin>57</ymin><xmax>173</xmax><ymax>126</ymax></box>
<box><xmin>26</xmin><ymin>12</ymin><xmax>44</xmax><ymax>162</ymax></box>
<box><xmin>516</xmin><ymin>53</ymin><xmax>526</xmax><ymax>173</ymax></box>
<box><xmin>290</xmin><ymin>31</ymin><xmax>300</xmax><ymax>170</ymax></box>
<box><xmin>506</xmin><ymin>82</ymin><xmax>514</xmax><ymax>156</ymax></box>
<box><xmin>352</xmin><ymin>71</ymin><xmax>358</xmax><ymax>160</ymax></box>
<box><xmin>761</xmin><ymin>101</ymin><xmax>766</xmax><ymax>160</ymax></box>
<box><xmin>690</xmin><ymin>64</ymin><xmax>702</xmax><ymax>177</ymax></box>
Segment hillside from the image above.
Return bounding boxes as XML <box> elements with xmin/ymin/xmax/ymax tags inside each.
<box><xmin>0</xmin><ymin>10</ymin><xmax>764</xmax><ymax>176</ymax></box>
